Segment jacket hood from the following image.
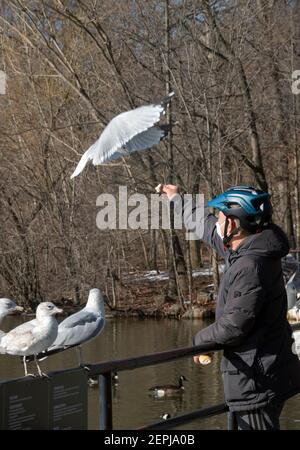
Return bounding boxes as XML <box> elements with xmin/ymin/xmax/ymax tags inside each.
<box><xmin>230</xmin><ymin>224</ymin><xmax>290</xmax><ymax>260</ymax></box>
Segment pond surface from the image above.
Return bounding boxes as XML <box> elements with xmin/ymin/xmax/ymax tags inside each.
<box><xmin>0</xmin><ymin>316</ymin><xmax>299</xmax><ymax>430</ymax></box>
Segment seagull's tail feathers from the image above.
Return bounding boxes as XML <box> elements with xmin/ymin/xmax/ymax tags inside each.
<box><xmin>70</xmin><ymin>144</ymin><xmax>96</xmax><ymax>179</ymax></box>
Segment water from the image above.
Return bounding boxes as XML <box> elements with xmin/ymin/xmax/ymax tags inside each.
<box><xmin>0</xmin><ymin>316</ymin><xmax>299</xmax><ymax>430</ymax></box>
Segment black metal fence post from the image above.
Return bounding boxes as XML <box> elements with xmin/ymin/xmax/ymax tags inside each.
<box><xmin>227</xmin><ymin>411</ymin><xmax>237</xmax><ymax>430</ymax></box>
<box><xmin>99</xmin><ymin>372</ymin><xmax>113</xmax><ymax>430</ymax></box>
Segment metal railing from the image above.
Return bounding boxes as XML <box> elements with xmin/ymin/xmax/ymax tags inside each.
<box><xmin>139</xmin><ymin>403</ymin><xmax>229</xmax><ymax>430</ymax></box>
<box><xmin>84</xmin><ymin>342</ymin><xmax>227</xmax><ymax>430</ymax></box>
<box><xmin>83</xmin><ymin>322</ymin><xmax>300</xmax><ymax>430</ymax></box>
<box><xmin>27</xmin><ymin>340</ymin><xmax>228</xmax><ymax>429</ymax></box>
<box><xmin>23</xmin><ymin>323</ymin><xmax>300</xmax><ymax>430</ymax></box>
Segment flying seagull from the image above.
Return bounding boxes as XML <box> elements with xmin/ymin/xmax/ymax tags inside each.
<box><xmin>71</xmin><ymin>92</ymin><xmax>175</xmax><ymax>178</ymax></box>
<box><xmin>45</xmin><ymin>288</ymin><xmax>106</xmax><ymax>365</ymax></box>
<box><xmin>0</xmin><ymin>302</ymin><xmax>62</xmax><ymax>377</ymax></box>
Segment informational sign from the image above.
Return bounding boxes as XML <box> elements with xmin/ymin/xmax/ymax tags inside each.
<box><xmin>0</xmin><ymin>377</ymin><xmax>49</xmax><ymax>430</ymax></box>
<box><xmin>0</xmin><ymin>367</ymin><xmax>88</xmax><ymax>430</ymax></box>
<box><xmin>49</xmin><ymin>368</ymin><xmax>88</xmax><ymax>430</ymax></box>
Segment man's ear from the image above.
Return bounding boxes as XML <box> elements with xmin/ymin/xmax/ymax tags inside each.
<box><xmin>227</xmin><ymin>217</ymin><xmax>234</xmax><ymax>232</ymax></box>
<box><xmin>229</xmin><ymin>218</ymin><xmax>238</xmax><ymax>232</ymax></box>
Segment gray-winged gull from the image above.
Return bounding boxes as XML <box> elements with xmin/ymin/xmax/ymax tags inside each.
<box><xmin>70</xmin><ymin>92</ymin><xmax>174</xmax><ymax>178</ymax></box>
<box><xmin>0</xmin><ymin>298</ymin><xmax>23</xmax><ymax>341</ymax></box>
<box><xmin>47</xmin><ymin>288</ymin><xmax>105</xmax><ymax>364</ymax></box>
<box><xmin>0</xmin><ymin>302</ymin><xmax>62</xmax><ymax>376</ymax></box>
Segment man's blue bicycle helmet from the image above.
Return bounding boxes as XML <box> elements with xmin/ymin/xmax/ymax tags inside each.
<box><xmin>207</xmin><ymin>185</ymin><xmax>272</xmax><ymax>234</ymax></box>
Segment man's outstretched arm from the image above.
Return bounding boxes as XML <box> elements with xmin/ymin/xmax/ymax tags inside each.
<box><xmin>161</xmin><ymin>184</ymin><xmax>227</xmax><ymax>258</ymax></box>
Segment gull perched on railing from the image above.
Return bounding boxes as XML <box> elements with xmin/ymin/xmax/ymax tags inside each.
<box><xmin>70</xmin><ymin>92</ymin><xmax>174</xmax><ymax>178</ymax></box>
<box><xmin>0</xmin><ymin>302</ymin><xmax>62</xmax><ymax>377</ymax></box>
<box><xmin>44</xmin><ymin>288</ymin><xmax>106</xmax><ymax>365</ymax></box>
<box><xmin>0</xmin><ymin>298</ymin><xmax>23</xmax><ymax>341</ymax></box>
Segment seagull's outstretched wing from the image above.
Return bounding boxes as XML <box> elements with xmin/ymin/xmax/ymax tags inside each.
<box><xmin>125</xmin><ymin>126</ymin><xmax>168</xmax><ymax>154</ymax></box>
<box><xmin>71</xmin><ymin>92</ymin><xmax>174</xmax><ymax>178</ymax></box>
<box><xmin>49</xmin><ymin>309</ymin><xmax>105</xmax><ymax>348</ymax></box>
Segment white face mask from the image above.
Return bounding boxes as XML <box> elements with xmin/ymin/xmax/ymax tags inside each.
<box><xmin>216</xmin><ymin>220</ymin><xmax>226</xmax><ymax>240</ymax></box>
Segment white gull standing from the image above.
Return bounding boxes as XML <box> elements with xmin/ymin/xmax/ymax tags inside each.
<box><xmin>46</xmin><ymin>288</ymin><xmax>106</xmax><ymax>364</ymax></box>
<box><xmin>70</xmin><ymin>92</ymin><xmax>174</xmax><ymax>178</ymax></box>
<box><xmin>0</xmin><ymin>302</ymin><xmax>62</xmax><ymax>377</ymax></box>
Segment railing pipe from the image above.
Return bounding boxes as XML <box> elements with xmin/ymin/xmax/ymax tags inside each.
<box><xmin>87</xmin><ymin>343</ymin><xmax>223</xmax><ymax>376</ymax></box>
<box><xmin>227</xmin><ymin>411</ymin><xmax>237</xmax><ymax>430</ymax></box>
<box><xmin>138</xmin><ymin>403</ymin><xmax>228</xmax><ymax>430</ymax></box>
<box><xmin>99</xmin><ymin>372</ymin><xmax>113</xmax><ymax>430</ymax></box>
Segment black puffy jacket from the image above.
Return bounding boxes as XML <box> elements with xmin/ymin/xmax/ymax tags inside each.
<box><xmin>173</xmin><ymin>195</ymin><xmax>300</xmax><ymax>411</ymax></box>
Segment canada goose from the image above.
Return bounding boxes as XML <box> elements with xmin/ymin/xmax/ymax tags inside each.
<box><xmin>148</xmin><ymin>375</ymin><xmax>187</xmax><ymax>397</ymax></box>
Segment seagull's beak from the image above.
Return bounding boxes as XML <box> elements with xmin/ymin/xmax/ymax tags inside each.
<box><xmin>15</xmin><ymin>306</ymin><xmax>24</xmax><ymax>312</ymax></box>
<box><xmin>54</xmin><ymin>307</ymin><xmax>63</xmax><ymax>315</ymax></box>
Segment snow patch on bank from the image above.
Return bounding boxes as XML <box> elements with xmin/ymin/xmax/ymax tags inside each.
<box><xmin>123</xmin><ymin>264</ymin><xmax>225</xmax><ymax>283</ymax></box>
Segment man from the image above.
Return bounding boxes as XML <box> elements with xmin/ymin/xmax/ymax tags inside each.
<box><xmin>161</xmin><ymin>184</ymin><xmax>300</xmax><ymax>430</ymax></box>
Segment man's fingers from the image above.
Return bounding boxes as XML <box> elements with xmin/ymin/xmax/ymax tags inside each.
<box><xmin>156</xmin><ymin>184</ymin><xmax>178</xmax><ymax>199</ymax></box>
<box><xmin>199</xmin><ymin>354</ymin><xmax>213</xmax><ymax>365</ymax></box>
<box><xmin>193</xmin><ymin>354</ymin><xmax>213</xmax><ymax>365</ymax></box>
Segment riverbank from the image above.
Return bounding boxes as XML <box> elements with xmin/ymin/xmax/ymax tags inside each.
<box><xmin>13</xmin><ymin>266</ymin><xmax>220</xmax><ymax>320</ymax></box>
<box><xmin>104</xmin><ymin>267</ymin><xmax>218</xmax><ymax>319</ymax></box>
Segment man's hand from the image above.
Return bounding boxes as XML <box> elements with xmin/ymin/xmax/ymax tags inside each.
<box><xmin>193</xmin><ymin>353</ymin><xmax>214</xmax><ymax>365</ymax></box>
<box><xmin>156</xmin><ymin>184</ymin><xmax>179</xmax><ymax>200</ymax></box>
